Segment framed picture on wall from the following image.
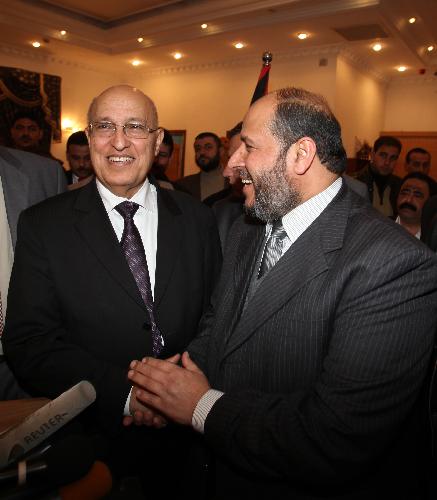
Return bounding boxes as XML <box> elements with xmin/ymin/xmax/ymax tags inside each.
<box><xmin>167</xmin><ymin>130</ymin><xmax>186</xmax><ymax>181</ymax></box>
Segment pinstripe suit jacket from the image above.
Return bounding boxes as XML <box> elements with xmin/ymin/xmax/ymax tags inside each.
<box><xmin>188</xmin><ymin>184</ymin><xmax>437</xmax><ymax>499</ymax></box>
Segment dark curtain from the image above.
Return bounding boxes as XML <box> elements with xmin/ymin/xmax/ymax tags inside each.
<box><xmin>0</xmin><ymin>66</ymin><xmax>61</xmax><ymax>152</ymax></box>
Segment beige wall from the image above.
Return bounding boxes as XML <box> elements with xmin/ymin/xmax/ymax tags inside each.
<box><xmin>0</xmin><ymin>52</ymin><xmax>125</xmax><ymax>164</ymax></box>
<box><xmin>384</xmin><ymin>77</ymin><xmax>437</xmax><ymax>131</ymax></box>
<box><xmin>135</xmin><ymin>54</ymin><xmax>337</xmax><ymax>175</ymax></box>
<box><xmin>334</xmin><ymin>57</ymin><xmax>386</xmax><ymax>157</ymax></box>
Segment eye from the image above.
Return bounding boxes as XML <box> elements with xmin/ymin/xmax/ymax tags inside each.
<box><xmin>126</xmin><ymin>123</ymin><xmax>146</xmax><ymax>131</ymax></box>
<box><xmin>95</xmin><ymin>122</ymin><xmax>113</xmax><ymax>130</ymax></box>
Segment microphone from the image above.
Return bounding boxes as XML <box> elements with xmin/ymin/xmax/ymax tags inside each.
<box><xmin>0</xmin><ymin>381</ymin><xmax>96</xmax><ymax>469</ymax></box>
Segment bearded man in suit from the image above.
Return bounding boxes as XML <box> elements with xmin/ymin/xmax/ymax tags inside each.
<box><xmin>3</xmin><ymin>85</ymin><xmax>221</xmax><ymax>492</ymax></box>
<box><xmin>128</xmin><ymin>87</ymin><xmax>437</xmax><ymax>499</ymax></box>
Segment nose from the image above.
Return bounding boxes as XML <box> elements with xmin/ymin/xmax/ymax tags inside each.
<box><xmin>110</xmin><ymin>126</ymin><xmax>130</xmax><ymax>150</ymax></box>
<box><xmin>227</xmin><ymin>142</ymin><xmax>245</xmax><ymax>170</ymax></box>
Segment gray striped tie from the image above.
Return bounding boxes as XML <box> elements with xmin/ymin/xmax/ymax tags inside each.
<box><xmin>258</xmin><ymin>220</ymin><xmax>288</xmax><ymax>278</ymax></box>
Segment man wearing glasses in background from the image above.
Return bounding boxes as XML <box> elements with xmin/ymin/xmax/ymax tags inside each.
<box><xmin>3</xmin><ymin>85</ymin><xmax>221</xmax><ymax>496</ymax></box>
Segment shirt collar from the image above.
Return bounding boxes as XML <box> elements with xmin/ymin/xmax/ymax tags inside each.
<box><xmin>273</xmin><ymin>177</ymin><xmax>342</xmax><ymax>244</ymax></box>
<box><xmin>96</xmin><ymin>178</ymin><xmax>156</xmax><ymax>214</ymax></box>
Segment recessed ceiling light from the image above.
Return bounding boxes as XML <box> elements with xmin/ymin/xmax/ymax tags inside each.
<box><xmin>297</xmin><ymin>33</ymin><xmax>308</xmax><ymax>40</ymax></box>
<box><xmin>131</xmin><ymin>59</ymin><xmax>141</xmax><ymax>66</ymax></box>
<box><xmin>427</xmin><ymin>45</ymin><xmax>434</xmax><ymax>52</ymax></box>
<box><xmin>31</xmin><ymin>41</ymin><xmax>41</xmax><ymax>48</ymax></box>
<box><xmin>137</xmin><ymin>37</ymin><xmax>144</xmax><ymax>43</ymax></box>
<box><xmin>234</xmin><ymin>42</ymin><xmax>244</xmax><ymax>49</ymax></box>
<box><xmin>173</xmin><ymin>52</ymin><xmax>182</xmax><ymax>60</ymax></box>
<box><xmin>201</xmin><ymin>23</ymin><xmax>208</xmax><ymax>29</ymax></box>
<box><xmin>397</xmin><ymin>66</ymin><xmax>407</xmax><ymax>72</ymax></box>
<box><xmin>408</xmin><ymin>17</ymin><xmax>416</xmax><ymax>24</ymax></box>
<box><xmin>60</xmin><ymin>30</ymin><xmax>67</xmax><ymax>36</ymax></box>
<box><xmin>372</xmin><ymin>43</ymin><xmax>382</xmax><ymax>52</ymax></box>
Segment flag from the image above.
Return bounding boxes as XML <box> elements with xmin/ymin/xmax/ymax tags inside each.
<box><xmin>250</xmin><ymin>52</ymin><xmax>272</xmax><ymax>104</ymax></box>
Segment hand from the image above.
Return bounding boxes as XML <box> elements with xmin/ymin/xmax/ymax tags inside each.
<box><xmin>128</xmin><ymin>351</ymin><xmax>210</xmax><ymax>426</ymax></box>
<box><xmin>123</xmin><ymin>353</ymin><xmax>181</xmax><ymax>428</ymax></box>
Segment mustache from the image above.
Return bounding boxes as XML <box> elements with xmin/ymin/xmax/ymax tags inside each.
<box><xmin>399</xmin><ymin>202</ymin><xmax>417</xmax><ymax>212</ymax></box>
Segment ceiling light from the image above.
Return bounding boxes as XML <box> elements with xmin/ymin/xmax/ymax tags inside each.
<box><xmin>201</xmin><ymin>23</ymin><xmax>208</xmax><ymax>29</ymax></box>
<box><xmin>131</xmin><ymin>59</ymin><xmax>141</xmax><ymax>66</ymax></box>
<box><xmin>372</xmin><ymin>43</ymin><xmax>382</xmax><ymax>52</ymax></box>
<box><xmin>137</xmin><ymin>37</ymin><xmax>144</xmax><ymax>43</ymax></box>
<box><xmin>297</xmin><ymin>33</ymin><xmax>308</xmax><ymax>40</ymax></box>
<box><xmin>173</xmin><ymin>52</ymin><xmax>182</xmax><ymax>60</ymax></box>
<box><xmin>234</xmin><ymin>42</ymin><xmax>244</xmax><ymax>49</ymax></box>
<box><xmin>427</xmin><ymin>45</ymin><xmax>434</xmax><ymax>52</ymax></box>
<box><xmin>60</xmin><ymin>30</ymin><xmax>67</xmax><ymax>36</ymax></box>
<box><xmin>408</xmin><ymin>17</ymin><xmax>416</xmax><ymax>24</ymax></box>
<box><xmin>397</xmin><ymin>66</ymin><xmax>407</xmax><ymax>72</ymax></box>
<box><xmin>31</xmin><ymin>41</ymin><xmax>41</xmax><ymax>48</ymax></box>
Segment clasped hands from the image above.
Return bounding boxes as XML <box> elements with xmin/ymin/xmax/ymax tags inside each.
<box><xmin>125</xmin><ymin>351</ymin><xmax>210</xmax><ymax>428</ymax></box>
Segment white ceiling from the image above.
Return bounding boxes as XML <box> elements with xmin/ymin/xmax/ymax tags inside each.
<box><xmin>0</xmin><ymin>0</ymin><xmax>436</xmax><ymax>79</ymax></box>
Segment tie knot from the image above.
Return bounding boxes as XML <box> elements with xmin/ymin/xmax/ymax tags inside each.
<box><xmin>270</xmin><ymin>220</ymin><xmax>287</xmax><ymax>240</ymax></box>
<box><xmin>115</xmin><ymin>201</ymin><xmax>139</xmax><ymax>220</ymax></box>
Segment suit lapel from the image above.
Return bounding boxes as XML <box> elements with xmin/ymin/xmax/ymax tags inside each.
<box><xmin>73</xmin><ymin>181</ymin><xmax>145</xmax><ymax>309</ymax></box>
<box><xmin>223</xmin><ymin>186</ymin><xmax>350</xmax><ymax>358</ymax></box>
<box><xmin>153</xmin><ymin>188</ymin><xmax>183</xmax><ymax>307</ymax></box>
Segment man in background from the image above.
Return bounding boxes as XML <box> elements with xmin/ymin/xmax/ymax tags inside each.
<box><xmin>395</xmin><ymin>172</ymin><xmax>435</xmax><ymax>238</ymax></box>
<box><xmin>355</xmin><ymin>135</ymin><xmax>402</xmax><ymax>216</ymax></box>
<box><xmin>128</xmin><ymin>87</ymin><xmax>437</xmax><ymax>499</ymax></box>
<box><xmin>9</xmin><ymin>111</ymin><xmax>62</xmax><ymax>165</ymax></box>
<box><xmin>65</xmin><ymin>131</ymin><xmax>94</xmax><ymax>188</ymax></box>
<box><xmin>175</xmin><ymin>131</ymin><xmax>226</xmax><ymax>201</ymax></box>
<box><xmin>150</xmin><ymin>128</ymin><xmax>174</xmax><ymax>189</ymax></box>
<box><xmin>405</xmin><ymin>147</ymin><xmax>432</xmax><ymax>175</ymax></box>
<box><xmin>0</xmin><ymin>145</ymin><xmax>67</xmax><ymax>400</ymax></box>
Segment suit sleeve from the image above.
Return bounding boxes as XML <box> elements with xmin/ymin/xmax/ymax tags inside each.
<box><xmin>3</xmin><ymin>209</ymin><xmax>130</xmax><ymax>435</ymax></box>
<box><xmin>203</xmin><ymin>245</ymin><xmax>437</xmax><ymax>485</ymax></box>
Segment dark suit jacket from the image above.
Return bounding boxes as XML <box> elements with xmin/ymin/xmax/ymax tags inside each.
<box><xmin>3</xmin><ymin>180</ymin><xmax>221</xmax><ymax>436</ymax></box>
<box><xmin>421</xmin><ymin>194</ymin><xmax>437</xmax><ymax>251</ymax></box>
<box><xmin>175</xmin><ymin>172</ymin><xmax>201</xmax><ymax>199</ymax></box>
<box><xmin>188</xmin><ymin>184</ymin><xmax>437</xmax><ymax>499</ymax></box>
<box><xmin>0</xmin><ymin>146</ymin><xmax>67</xmax><ymax>246</ymax></box>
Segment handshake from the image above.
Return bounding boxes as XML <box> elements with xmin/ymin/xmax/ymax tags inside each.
<box><xmin>125</xmin><ymin>351</ymin><xmax>211</xmax><ymax>429</ymax></box>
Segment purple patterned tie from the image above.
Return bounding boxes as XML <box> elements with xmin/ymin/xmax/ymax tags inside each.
<box><xmin>115</xmin><ymin>201</ymin><xmax>163</xmax><ymax>356</ymax></box>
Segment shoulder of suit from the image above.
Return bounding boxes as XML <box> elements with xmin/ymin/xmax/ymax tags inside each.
<box><xmin>158</xmin><ymin>185</ymin><xmax>213</xmax><ymax>218</ymax></box>
<box><xmin>0</xmin><ymin>146</ymin><xmax>63</xmax><ymax>175</ymax></box>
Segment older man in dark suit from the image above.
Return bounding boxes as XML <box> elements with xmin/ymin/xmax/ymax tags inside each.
<box><xmin>3</xmin><ymin>85</ymin><xmax>221</xmax><ymax>492</ymax></box>
<box><xmin>128</xmin><ymin>87</ymin><xmax>437</xmax><ymax>499</ymax></box>
<box><xmin>0</xmin><ymin>146</ymin><xmax>66</xmax><ymax>400</ymax></box>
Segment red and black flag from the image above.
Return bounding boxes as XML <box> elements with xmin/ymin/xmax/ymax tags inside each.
<box><xmin>250</xmin><ymin>51</ymin><xmax>272</xmax><ymax>104</ymax></box>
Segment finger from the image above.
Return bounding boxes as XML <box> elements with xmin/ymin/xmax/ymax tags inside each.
<box><xmin>123</xmin><ymin>416</ymin><xmax>134</xmax><ymax>427</ymax></box>
<box><xmin>153</xmin><ymin>415</ymin><xmax>167</xmax><ymax>429</ymax></box>
<box><xmin>135</xmin><ymin>389</ymin><xmax>165</xmax><ymax>414</ymax></box>
<box><xmin>133</xmin><ymin>410</ymin><xmax>145</xmax><ymax>425</ymax></box>
<box><xmin>181</xmin><ymin>351</ymin><xmax>202</xmax><ymax>374</ymax></box>
<box><xmin>136</xmin><ymin>357</ymin><xmax>178</xmax><ymax>375</ymax></box>
<box><xmin>129</xmin><ymin>369</ymin><xmax>166</xmax><ymax>396</ymax></box>
<box><xmin>165</xmin><ymin>353</ymin><xmax>181</xmax><ymax>364</ymax></box>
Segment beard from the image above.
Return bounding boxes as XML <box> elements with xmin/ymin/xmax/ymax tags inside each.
<box><xmin>245</xmin><ymin>153</ymin><xmax>301</xmax><ymax>223</ymax></box>
<box><xmin>195</xmin><ymin>151</ymin><xmax>221</xmax><ymax>172</ymax></box>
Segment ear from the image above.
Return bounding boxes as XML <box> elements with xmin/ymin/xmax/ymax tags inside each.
<box><xmin>154</xmin><ymin>128</ymin><xmax>164</xmax><ymax>156</ymax></box>
<box><xmin>286</xmin><ymin>137</ymin><xmax>316</xmax><ymax>175</ymax></box>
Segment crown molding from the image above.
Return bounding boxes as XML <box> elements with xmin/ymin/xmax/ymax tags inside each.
<box><xmin>389</xmin><ymin>74</ymin><xmax>437</xmax><ymax>86</ymax></box>
<box><xmin>139</xmin><ymin>43</ymin><xmax>347</xmax><ymax>77</ymax></box>
<box><xmin>338</xmin><ymin>47</ymin><xmax>389</xmax><ymax>84</ymax></box>
<box><xmin>0</xmin><ymin>42</ymin><xmax>120</xmax><ymax>76</ymax></box>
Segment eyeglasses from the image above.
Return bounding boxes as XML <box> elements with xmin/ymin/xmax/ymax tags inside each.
<box><xmin>88</xmin><ymin>121</ymin><xmax>160</xmax><ymax>139</ymax></box>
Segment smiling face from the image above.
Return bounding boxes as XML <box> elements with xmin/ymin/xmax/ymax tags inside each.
<box><xmin>227</xmin><ymin>95</ymin><xmax>301</xmax><ymax>222</ymax></box>
<box><xmin>86</xmin><ymin>86</ymin><xmax>162</xmax><ymax>199</ymax></box>
<box><xmin>396</xmin><ymin>177</ymin><xmax>430</xmax><ymax>225</ymax></box>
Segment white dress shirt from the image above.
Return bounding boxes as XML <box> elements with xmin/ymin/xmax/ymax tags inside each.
<box><xmin>192</xmin><ymin>177</ymin><xmax>343</xmax><ymax>433</ymax></box>
<box><xmin>96</xmin><ymin>178</ymin><xmax>159</xmax><ymax>414</ymax></box>
<box><xmin>0</xmin><ymin>177</ymin><xmax>14</xmax><ymax>354</ymax></box>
